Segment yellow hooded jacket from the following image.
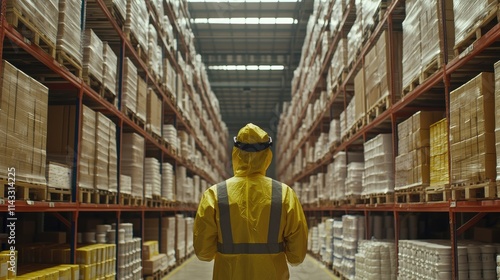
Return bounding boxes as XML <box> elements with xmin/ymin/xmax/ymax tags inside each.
<box><xmin>194</xmin><ymin>124</ymin><xmax>308</xmax><ymax>280</ymax></box>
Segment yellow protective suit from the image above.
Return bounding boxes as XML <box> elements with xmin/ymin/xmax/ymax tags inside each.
<box><xmin>194</xmin><ymin>123</ymin><xmax>308</xmax><ymax>280</ymax></box>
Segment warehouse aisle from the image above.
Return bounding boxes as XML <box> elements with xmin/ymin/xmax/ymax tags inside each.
<box><xmin>163</xmin><ymin>254</ymin><xmax>338</xmax><ymax>280</ymax></box>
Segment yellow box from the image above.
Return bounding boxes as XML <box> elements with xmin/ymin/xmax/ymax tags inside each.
<box><xmin>76</xmin><ymin>247</ymin><xmax>96</xmax><ymax>265</ymax></box>
<box><xmin>79</xmin><ymin>264</ymin><xmax>96</xmax><ymax>280</ymax></box>
<box><xmin>0</xmin><ymin>250</ymin><xmax>17</xmax><ymax>278</ymax></box>
<box><xmin>59</xmin><ymin>265</ymin><xmax>80</xmax><ymax>280</ymax></box>
<box><xmin>143</xmin><ymin>241</ymin><xmax>159</xmax><ymax>260</ymax></box>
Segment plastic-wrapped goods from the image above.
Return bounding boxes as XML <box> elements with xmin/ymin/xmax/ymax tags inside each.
<box><xmin>101</xmin><ymin>0</ymin><xmax>127</xmax><ymax>21</ymax></box>
<box><xmin>363</xmin><ymin>134</ymin><xmax>394</xmax><ymax>195</ymax></box>
<box><xmin>450</xmin><ymin>73</ymin><xmax>496</xmax><ymax>185</ymax></box>
<box><xmin>6</xmin><ymin>0</ymin><xmax>59</xmax><ymax>45</ymax></box>
<box><xmin>454</xmin><ymin>0</ymin><xmax>498</xmax><ymax>47</ymax></box>
<box><xmin>163</xmin><ymin>124</ymin><xmax>179</xmax><ymax>152</ymax></box>
<box><xmin>162</xmin><ymin>162</ymin><xmax>175</xmax><ymax>201</ymax></box>
<box><xmin>145</xmin><ymin>158</ymin><xmax>161</xmax><ymax>197</ymax></box>
<box><xmin>328</xmin><ymin>119</ymin><xmax>341</xmax><ymax>148</ymax></box>
<box><xmin>79</xmin><ymin>106</ymin><xmax>97</xmax><ymax>190</ymax></box>
<box><xmin>430</xmin><ymin>118</ymin><xmax>449</xmax><ymax>186</ymax></box>
<box><xmin>494</xmin><ymin>61</ymin><xmax>500</xmax><ymax>182</ymax></box>
<box><xmin>47</xmin><ymin>162</ymin><xmax>71</xmax><ymax>190</ymax></box>
<box><xmin>116</xmin><ymin>229</ymin><xmax>142</xmax><ymax>280</ymax></box>
<box><xmin>103</xmin><ymin>43</ymin><xmax>118</xmax><ymax>97</ymax></box>
<box><xmin>148</xmin><ymin>24</ymin><xmax>162</xmax><ymax>78</ymax></box>
<box><xmin>136</xmin><ymin>76</ymin><xmax>148</xmax><ymax>122</ymax></box>
<box><xmin>120</xmin><ymin>175</ymin><xmax>132</xmax><ymax>195</ymax></box>
<box><xmin>121</xmin><ymin>133</ymin><xmax>145</xmax><ymax>198</ymax></box>
<box><xmin>0</xmin><ymin>61</ymin><xmax>49</xmax><ymax>185</ymax></box>
<box><xmin>108</xmin><ymin>124</ymin><xmax>118</xmax><ymax>193</ymax></box>
<box><xmin>346</xmin><ymin>162</ymin><xmax>364</xmax><ymax>196</ymax></box>
<box><xmin>125</xmin><ymin>0</ymin><xmax>148</xmax><ymax>51</ymax></box>
<box><xmin>82</xmin><ymin>29</ymin><xmax>104</xmax><ymax>83</ymax></box>
<box><xmin>355</xmin><ymin>240</ymin><xmax>397</xmax><ymax>280</ymax></box>
<box><xmin>57</xmin><ymin>0</ymin><xmax>82</xmax><ymax>63</ymax></box>
<box><xmin>402</xmin><ymin>0</ymin><xmax>422</xmax><ymax>89</ymax></box>
<box><xmin>330</xmin><ymin>0</ymin><xmax>347</xmax><ymax>34</ymax></box>
<box><xmin>185</xmin><ymin>217</ymin><xmax>194</xmax><ymax>255</ymax></box>
<box><xmin>176</xmin><ymin>214</ymin><xmax>186</xmax><ymax>261</ymax></box>
<box><xmin>193</xmin><ymin>175</ymin><xmax>201</xmax><ymax>204</ymax></box>
<box><xmin>176</xmin><ymin>166</ymin><xmax>187</xmax><ymax>202</ymax></box>
<box><xmin>122</xmin><ymin>58</ymin><xmax>138</xmax><ymax>114</ymax></box>
<box><xmin>95</xmin><ymin>113</ymin><xmax>111</xmax><ymax>191</ymax></box>
<box><xmin>334</xmin><ymin>215</ymin><xmax>365</xmax><ymax>279</ymax></box>
<box><xmin>146</xmin><ymin>90</ymin><xmax>162</xmax><ymax>137</ymax></box>
<box><xmin>330</xmin><ymin>152</ymin><xmax>346</xmax><ymax>200</ymax></box>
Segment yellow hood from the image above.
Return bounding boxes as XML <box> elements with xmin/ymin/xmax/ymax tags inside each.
<box><xmin>232</xmin><ymin>123</ymin><xmax>272</xmax><ymax>177</ymax></box>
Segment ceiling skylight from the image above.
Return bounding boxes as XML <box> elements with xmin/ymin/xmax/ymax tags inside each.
<box><xmin>191</xmin><ymin>17</ymin><xmax>298</xmax><ymax>24</ymax></box>
<box><xmin>209</xmin><ymin>65</ymin><xmax>285</xmax><ymax>71</ymax></box>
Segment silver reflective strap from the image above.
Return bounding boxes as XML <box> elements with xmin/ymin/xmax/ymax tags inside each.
<box><xmin>216</xmin><ymin>179</ymin><xmax>284</xmax><ymax>254</ymax></box>
<box><xmin>268</xmin><ymin>179</ymin><xmax>283</xmax><ymax>244</ymax></box>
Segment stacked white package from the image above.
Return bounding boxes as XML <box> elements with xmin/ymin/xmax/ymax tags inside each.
<box><xmin>121</xmin><ymin>133</ymin><xmax>144</xmax><ymax>198</ymax></box>
<box><xmin>355</xmin><ymin>240</ymin><xmax>397</xmax><ymax>280</ymax></box>
<box><xmin>338</xmin><ymin>215</ymin><xmax>365</xmax><ymax>279</ymax></box>
<box><xmin>316</xmin><ymin>173</ymin><xmax>326</xmax><ymax>202</ymax></box>
<box><xmin>314</xmin><ymin>133</ymin><xmax>329</xmax><ymax>162</ymax></box>
<box><xmin>122</xmin><ymin>58</ymin><xmax>138</xmax><ymax>114</ymax></box>
<box><xmin>178</xmin><ymin>131</ymin><xmax>191</xmax><ymax>161</ymax></box>
<box><xmin>331</xmin><ymin>152</ymin><xmax>347</xmax><ymax>200</ymax></box>
<box><xmin>148</xmin><ymin>24</ymin><xmax>162</xmax><ymax>79</ymax></box>
<box><xmin>345</xmin><ymin>162</ymin><xmax>364</xmax><ymax>196</ymax></box>
<box><xmin>340</xmin><ymin>98</ymin><xmax>355</xmax><ymax>139</ymax></box>
<box><xmin>184</xmin><ymin>177</ymin><xmax>194</xmax><ymax>204</ymax></box>
<box><xmin>82</xmin><ymin>29</ymin><xmax>103</xmax><ymax>83</ymax></box>
<box><xmin>185</xmin><ymin>217</ymin><xmax>194</xmax><ymax>255</ymax></box>
<box><xmin>125</xmin><ymin>0</ymin><xmax>148</xmax><ymax>51</ymax></box>
<box><xmin>398</xmin><ymin>240</ymin><xmax>453</xmax><ymax>279</ymax></box>
<box><xmin>120</xmin><ymin>175</ymin><xmax>132</xmax><ymax>195</ymax></box>
<box><xmin>328</xmin><ymin>119</ymin><xmax>341</xmax><ymax>148</ymax></box>
<box><xmin>193</xmin><ymin>175</ymin><xmax>201</xmax><ymax>204</ymax></box>
<box><xmin>103</xmin><ymin>43</ymin><xmax>118</xmax><ymax>98</ymax></box>
<box><xmin>47</xmin><ymin>162</ymin><xmax>71</xmax><ymax>190</ymax></box>
<box><xmin>145</xmin><ymin>158</ymin><xmax>161</xmax><ymax>197</ymax></box>
<box><xmin>310</xmin><ymin>226</ymin><xmax>320</xmax><ymax>254</ymax></box>
<box><xmin>166</xmin><ymin>216</ymin><xmax>177</xmax><ymax>267</ymax></box>
<box><xmin>308</xmin><ymin>175</ymin><xmax>318</xmax><ymax>204</ymax></box>
<box><xmin>57</xmin><ymin>0</ymin><xmax>82</xmax><ymax>63</ymax></box>
<box><xmin>116</xmin><ymin>223</ymin><xmax>142</xmax><ymax>280</ymax></box>
<box><xmin>162</xmin><ymin>162</ymin><xmax>175</xmax><ymax>201</ymax></box>
<box><xmin>162</xmin><ymin>124</ymin><xmax>179</xmax><ymax>153</ymax></box>
<box><xmin>176</xmin><ymin>214</ymin><xmax>186</xmax><ymax>261</ymax></box>
<box><xmin>332</xmin><ymin>219</ymin><xmax>343</xmax><ymax>270</ymax></box>
<box><xmin>319</xmin><ymin>219</ymin><xmax>334</xmax><ymax>265</ymax></box>
<box><xmin>6</xmin><ymin>0</ymin><xmax>58</xmax><ymax>45</ymax></box>
<box><xmin>363</xmin><ymin>134</ymin><xmax>394</xmax><ymax>195</ymax></box>
<box><xmin>176</xmin><ymin>166</ymin><xmax>187</xmax><ymax>203</ymax></box>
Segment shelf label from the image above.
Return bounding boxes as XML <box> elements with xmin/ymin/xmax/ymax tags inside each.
<box><xmin>450</xmin><ymin>201</ymin><xmax>456</xmax><ymax>208</ymax></box>
<box><xmin>49</xmin><ymin>202</ymin><xmax>55</xmax><ymax>208</ymax></box>
<box><xmin>458</xmin><ymin>44</ymin><xmax>474</xmax><ymax>59</ymax></box>
<box><xmin>26</xmin><ymin>200</ymin><xmax>34</xmax><ymax>206</ymax></box>
<box><xmin>0</xmin><ymin>199</ymin><xmax>4</xmax><ymax>205</ymax></box>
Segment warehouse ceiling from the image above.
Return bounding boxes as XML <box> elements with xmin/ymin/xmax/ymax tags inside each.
<box><xmin>187</xmin><ymin>0</ymin><xmax>315</xmax><ymax>137</ymax></box>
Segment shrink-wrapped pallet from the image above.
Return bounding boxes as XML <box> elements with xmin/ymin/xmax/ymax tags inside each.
<box><xmin>450</xmin><ymin>73</ymin><xmax>496</xmax><ymax>185</ymax></box>
<box><xmin>136</xmin><ymin>76</ymin><xmax>147</xmax><ymax>122</ymax></box>
<box><xmin>121</xmin><ymin>133</ymin><xmax>144</xmax><ymax>198</ymax></box>
<box><xmin>147</xmin><ymin>90</ymin><xmax>162</xmax><ymax>137</ymax></box>
<box><xmin>163</xmin><ymin>124</ymin><xmax>179</xmax><ymax>153</ymax></box>
<box><xmin>185</xmin><ymin>217</ymin><xmax>194</xmax><ymax>255</ymax></box>
<box><xmin>145</xmin><ymin>158</ymin><xmax>161</xmax><ymax>197</ymax></box>
<box><xmin>120</xmin><ymin>175</ymin><xmax>132</xmax><ymax>195</ymax></box>
<box><xmin>125</xmin><ymin>0</ymin><xmax>148</xmax><ymax>51</ymax></box>
<box><xmin>453</xmin><ymin>0</ymin><xmax>498</xmax><ymax>47</ymax></box>
<box><xmin>330</xmin><ymin>0</ymin><xmax>348</xmax><ymax>34</ymax></box>
<box><xmin>363</xmin><ymin>134</ymin><xmax>394</xmax><ymax>195</ymax></box>
<box><xmin>57</xmin><ymin>0</ymin><xmax>82</xmax><ymax>63</ymax></box>
<box><xmin>0</xmin><ymin>62</ymin><xmax>49</xmax><ymax>185</ymax></box>
<box><xmin>122</xmin><ymin>58</ymin><xmax>138</xmax><ymax>114</ymax></box>
<box><xmin>328</xmin><ymin>119</ymin><xmax>341</xmax><ymax>148</ymax></box>
<box><xmin>47</xmin><ymin>162</ymin><xmax>71</xmax><ymax>190</ymax></box>
<box><xmin>354</xmin><ymin>70</ymin><xmax>365</xmax><ymax>123</ymax></box>
<box><xmin>193</xmin><ymin>175</ymin><xmax>201</xmax><ymax>204</ymax></box>
<box><xmin>103</xmin><ymin>43</ymin><xmax>118</xmax><ymax>97</ymax></box>
<box><xmin>95</xmin><ymin>113</ymin><xmax>111</xmax><ymax>191</ymax></box>
<box><xmin>79</xmin><ymin>106</ymin><xmax>97</xmax><ymax>190</ymax></box>
<box><xmin>176</xmin><ymin>166</ymin><xmax>187</xmax><ymax>203</ymax></box>
<box><xmin>334</xmin><ymin>215</ymin><xmax>365</xmax><ymax>279</ymax></box>
<box><xmin>355</xmin><ymin>240</ymin><xmax>397</xmax><ymax>280</ymax></box>
<box><xmin>175</xmin><ymin>214</ymin><xmax>186</xmax><ymax>261</ymax></box>
<box><xmin>82</xmin><ymin>29</ymin><xmax>103</xmax><ymax>83</ymax></box>
<box><xmin>402</xmin><ymin>0</ymin><xmax>422</xmax><ymax>89</ymax></box>
<box><xmin>345</xmin><ymin>162</ymin><xmax>364</xmax><ymax>196</ymax></box>
<box><xmin>148</xmin><ymin>24</ymin><xmax>162</xmax><ymax>78</ymax></box>
<box><xmin>331</xmin><ymin>152</ymin><xmax>347</xmax><ymax>200</ymax></box>
<box><xmin>162</xmin><ymin>162</ymin><xmax>175</xmax><ymax>201</ymax></box>
<box><xmin>6</xmin><ymin>0</ymin><xmax>59</xmax><ymax>45</ymax></box>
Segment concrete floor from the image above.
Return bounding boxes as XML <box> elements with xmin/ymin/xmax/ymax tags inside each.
<box><xmin>163</xmin><ymin>254</ymin><xmax>338</xmax><ymax>280</ymax></box>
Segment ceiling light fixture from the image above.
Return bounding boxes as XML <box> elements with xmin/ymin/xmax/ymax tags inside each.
<box><xmin>191</xmin><ymin>17</ymin><xmax>298</xmax><ymax>24</ymax></box>
<box><xmin>209</xmin><ymin>65</ymin><xmax>285</xmax><ymax>71</ymax></box>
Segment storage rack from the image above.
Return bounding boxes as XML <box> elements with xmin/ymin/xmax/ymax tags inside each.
<box><xmin>0</xmin><ymin>0</ymin><xmax>228</xmax><ymax>276</ymax></box>
<box><xmin>277</xmin><ymin>0</ymin><xmax>500</xmax><ymax>279</ymax></box>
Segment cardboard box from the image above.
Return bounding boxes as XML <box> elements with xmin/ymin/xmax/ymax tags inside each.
<box><xmin>473</xmin><ymin>227</ymin><xmax>500</xmax><ymax>243</ymax></box>
<box><xmin>142</xmin><ymin>253</ymin><xmax>168</xmax><ymax>275</ymax></box>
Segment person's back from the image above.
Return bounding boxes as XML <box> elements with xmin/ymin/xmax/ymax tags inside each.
<box><xmin>193</xmin><ymin>123</ymin><xmax>308</xmax><ymax>280</ymax></box>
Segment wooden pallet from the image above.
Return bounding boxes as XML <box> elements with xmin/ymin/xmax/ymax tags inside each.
<box><xmin>119</xmin><ymin>193</ymin><xmax>132</xmax><ymax>205</ymax></box>
<box><xmin>47</xmin><ymin>187</ymin><xmax>71</xmax><ymax>202</ymax></box>
<box><xmin>83</xmin><ymin>71</ymin><xmax>117</xmax><ymax>106</ymax></box>
<box><xmin>1</xmin><ymin>180</ymin><xmax>47</xmax><ymax>201</ymax></box>
<box><xmin>130</xmin><ymin>196</ymin><xmax>143</xmax><ymax>206</ymax></box>
<box><xmin>364</xmin><ymin>192</ymin><xmax>394</xmax><ymax>205</ymax></box>
<box><xmin>365</xmin><ymin>95</ymin><xmax>390</xmax><ymax>124</ymax></box>
<box><xmin>425</xmin><ymin>184</ymin><xmax>451</xmax><ymax>203</ymax></box>
<box><xmin>5</xmin><ymin>7</ymin><xmax>56</xmax><ymax>58</ymax></box>
<box><xmin>451</xmin><ymin>180</ymin><xmax>497</xmax><ymax>201</ymax></box>
<box><xmin>344</xmin><ymin>194</ymin><xmax>364</xmax><ymax>205</ymax></box>
<box><xmin>395</xmin><ymin>186</ymin><xmax>425</xmax><ymax>203</ymax></box>
<box><xmin>332</xmin><ymin>268</ymin><xmax>350</xmax><ymax>280</ymax></box>
<box><xmin>161</xmin><ymin>199</ymin><xmax>176</xmax><ymax>208</ymax></box>
<box><xmin>454</xmin><ymin>4</ymin><xmax>500</xmax><ymax>57</ymax></box>
<box><xmin>402</xmin><ymin>55</ymin><xmax>442</xmax><ymax>96</ymax></box>
<box><xmin>144</xmin><ymin>266</ymin><xmax>169</xmax><ymax>280</ymax></box>
<box><xmin>56</xmin><ymin>49</ymin><xmax>82</xmax><ymax>78</ymax></box>
<box><xmin>123</xmin><ymin>107</ymin><xmax>146</xmax><ymax>129</ymax></box>
<box><xmin>362</xmin><ymin>1</ymin><xmax>388</xmax><ymax>44</ymax></box>
<box><xmin>125</xmin><ymin>31</ymin><xmax>148</xmax><ymax>65</ymax></box>
<box><xmin>94</xmin><ymin>190</ymin><xmax>117</xmax><ymax>204</ymax></box>
<box><xmin>342</xmin><ymin>116</ymin><xmax>365</xmax><ymax>142</ymax></box>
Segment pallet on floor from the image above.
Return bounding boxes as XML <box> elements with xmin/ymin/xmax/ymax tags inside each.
<box><xmin>144</xmin><ymin>267</ymin><xmax>169</xmax><ymax>280</ymax></box>
<box><xmin>47</xmin><ymin>187</ymin><xmax>71</xmax><ymax>202</ymax></box>
<box><xmin>425</xmin><ymin>184</ymin><xmax>451</xmax><ymax>203</ymax></box>
<box><xmin>5</xmin><ymin>6</ymin><xmax>56</xmax><ymax>58</ymax></box>
<box><xmin>454</xmin><ymin>4</ymin><xmax>500</xmax><ymax>57</ymax></box>
<box><xmin>332</xmin><ymin>267</ymin><xmax>350</xmax><ymax>280</ymax></box>
<box><xmin>451</xmin><ymin>180</ymin><xmax>497</xmax><ymax>201</ymax></box>
<box><xmin>395</xmin><ymin>186</ymin><xmax>426</xmax><ymax>203</ymax></box>
<box><xmin>1</xmin><ymin>179</ymin><xmax>47</xmax><ymax>201</ymax></box>
<box><xmin>363</xmin><ymin>192</ymin><xmax>394</xmax><ymax>205</ymax></box>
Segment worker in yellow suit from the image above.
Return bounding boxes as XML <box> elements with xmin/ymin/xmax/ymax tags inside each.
<box><xmin>194</xmin><ymin>123</ymin><xmax>308</xmax><ymax>280</ymax></box>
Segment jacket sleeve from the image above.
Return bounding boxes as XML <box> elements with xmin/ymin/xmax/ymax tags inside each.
<box><xmin>282</xmin><ymin>187</ymin><xmax>308</xmax><ymax>265</ymax></box>
<box><xmin>193</xmin><ymin>188</ymin><xmax>218</xmax><ymax>261</ymax></box>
